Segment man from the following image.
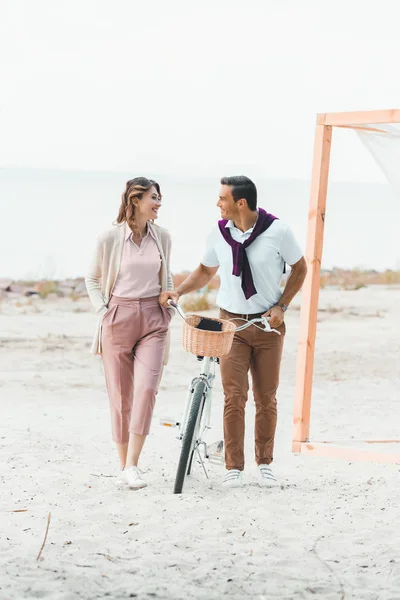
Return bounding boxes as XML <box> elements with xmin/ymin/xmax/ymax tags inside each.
<box><xmin>160</xmin><ymin>176</ymin><xmax>307</xmax><ymax>487</ymax></box>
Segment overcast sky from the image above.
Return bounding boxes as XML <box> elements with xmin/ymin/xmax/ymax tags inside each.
<box><xmin>1</xmin><ymin>0</ymin><xmax>400</xmax><ymax>183</ymax></box>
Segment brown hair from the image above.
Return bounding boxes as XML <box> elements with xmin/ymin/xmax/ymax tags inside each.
<box><xmin>115</xmin><ymin>177</ymin><xmax>162</xmax><ymax>234</ymax></box>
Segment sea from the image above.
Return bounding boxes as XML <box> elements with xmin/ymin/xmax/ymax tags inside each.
<box><xmin>1</xmin><ymin>168</ymin><xmax>399</xmax><ymax>281</ymax></box>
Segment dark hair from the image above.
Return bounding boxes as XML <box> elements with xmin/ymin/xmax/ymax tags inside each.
<box><xmin>220</xmin><ymin>176</ymin><xmax>257</xmax><ymax>211</ymax></box>
<box><xmin>116</xmin><ymin>177</ymin><xmax>162</xmax><ymax>232</ymax></box>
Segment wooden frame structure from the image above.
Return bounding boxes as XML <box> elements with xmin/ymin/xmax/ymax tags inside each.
<box><xmin>292</xmin><ymin>109</ymin><xmax>400</xmax><ymax>464</ymax></box>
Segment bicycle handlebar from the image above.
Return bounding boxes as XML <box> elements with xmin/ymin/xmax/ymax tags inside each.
<box><xmin>167</xmin><ymin>299</ymin><xmax>187</xmax><ymax>320</ymax></box>
<box><xmin>167</xmin><ymin>300</ymin><xmax>281</xmax><ymax>335</ymax></box>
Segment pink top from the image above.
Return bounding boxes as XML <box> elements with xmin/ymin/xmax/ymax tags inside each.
<box><xmin>112</xmin><ymin>224</ymin><xmax>162</xmax><ymax>299</ymax></box>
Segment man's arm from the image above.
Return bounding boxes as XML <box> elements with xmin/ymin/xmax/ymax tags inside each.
<box><xmin>176</xmin><ymin>264</ymin><xmax>219</xmax><ymax>297</ymax></box>
<box><xmin>265</xmin><ymin>257</ymin><xmax>307</xmax><ymax>327</ymax></box>
<box><xmin>159</xmin><ymin>263</ymin><xmax>219</xmax><ymax>306</ymax></box>
<box><xmin>278</xmin><ymin>256</ymin><xmax>307</xmax><ymax>307</ymax></box>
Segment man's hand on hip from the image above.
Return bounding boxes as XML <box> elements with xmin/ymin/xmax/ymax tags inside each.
<box><xmin>159</xmin><ymin>291</ymin><xmax>180</xmax><ymax>307</ymax></box>
<box><xmin>264</xmin><ymin>305</ymin><xmax>284</xmax><ymax>328</ymax></box>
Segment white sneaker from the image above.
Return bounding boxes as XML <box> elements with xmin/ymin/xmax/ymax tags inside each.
<box><xmin>222</xmin><ymin>469</ymin><xmax>244</xmax><ymax>488</ymax></box>
<box><xmin>257</xmin><ymin>464</ymin><xmax>278</xmax><ymax>487</ymax></box>
<box><xmin>116</xmin><ymin>470</ymin><xmax>127</xmax><ymax>486</ymax></box>
<box><xmin>121</xmin><ymin>466</ymin><xmax>147</xmax><ymax>490</ymax></box>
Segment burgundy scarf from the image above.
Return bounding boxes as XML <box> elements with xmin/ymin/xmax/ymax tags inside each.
<box><xmin>218</xmin><ymin>208</ymin><xmax>278</xmax><ymax>299</ymax></box>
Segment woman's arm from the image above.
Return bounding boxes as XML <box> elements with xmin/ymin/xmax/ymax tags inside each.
<box><xmin>165</xmin><ymin>232</ymin><xmax>174</xmax><ymax>291</ymax></box>
<box><xmin>85</xmin><ymin>236</ymin><xmax>108</xmax><ymax>315</ymax></box>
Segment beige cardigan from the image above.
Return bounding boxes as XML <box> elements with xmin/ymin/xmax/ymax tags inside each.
<box><xmin>85</xmin><ymin>222</ymin><xmax>174</xmax><ymax>363</ymax></box>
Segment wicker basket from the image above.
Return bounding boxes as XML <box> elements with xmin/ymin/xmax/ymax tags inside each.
<box><xmin>182</xmin><ymin>315</ymin><xmax>236</xmax><ymax>357</ymax></box>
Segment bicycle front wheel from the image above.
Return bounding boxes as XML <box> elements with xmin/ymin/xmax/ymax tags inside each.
<box><xmin>173</xmin><ymin>379</ymin><xmax>206</xmax><ymax>494</ymax></box>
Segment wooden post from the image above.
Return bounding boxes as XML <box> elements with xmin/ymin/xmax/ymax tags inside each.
<box><xmin>292</xmin><ymin>122</ymin><xmax>332</xmax><ymax>450</ymax></box>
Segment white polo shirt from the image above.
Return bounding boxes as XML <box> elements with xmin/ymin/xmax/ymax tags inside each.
<box><xmin>201</xmin><ymin>218</ymin><xmax>303</xmax><ymax>314</ymax></box>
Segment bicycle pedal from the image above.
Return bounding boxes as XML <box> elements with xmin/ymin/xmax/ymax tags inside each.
<box><xmin>159</xmin><ymin>418</ymin><xmax>180</xmax><ymax>428</ymax></box>
<box><xmin>208</xmin><ymin>453</ymin><xmax>224</xmax><ymax>465</ymax></box>
<box><xmin>207</xmin><ymin>440</ymin><xmax>224</xmax><ymax>464</ymax></box>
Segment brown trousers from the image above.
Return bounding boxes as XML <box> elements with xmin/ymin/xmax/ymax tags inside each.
<box><xmin>219</xmin><ymin>309</ymin><xmax>286</xmax><ymax>471</ymax></box>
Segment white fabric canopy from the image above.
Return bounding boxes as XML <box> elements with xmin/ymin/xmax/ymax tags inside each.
<box><xmin>355</xmin><ymin>124</ymin><xmax>400</xmax><ymax>198</ymax></box>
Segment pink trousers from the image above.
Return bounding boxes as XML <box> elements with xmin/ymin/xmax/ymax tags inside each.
<box><xmin>101</xmin><ymin>295</ymin><xmax>171</xmax><ymax>443</ymax></box>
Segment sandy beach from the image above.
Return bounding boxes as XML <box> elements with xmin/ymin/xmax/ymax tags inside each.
<box><xmin>1</xmin><ymin>286</ymin><xmax>399</xmax><ymax>600</ymax></box>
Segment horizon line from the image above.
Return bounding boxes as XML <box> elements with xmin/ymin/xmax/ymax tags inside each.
<box><xmin>0</xmin><ymin>165</ymin><xmax>389</xmax><ymax>187</ymax></box>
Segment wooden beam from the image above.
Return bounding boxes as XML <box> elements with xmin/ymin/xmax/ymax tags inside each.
<box><xmin>317</xmin><ymin>109</ymin><xmax>400</xmax><ymax>126</ymax></box>
<box><xmin>311</xmin><ymin>440</ymin><xmax>400</xmax><ymax>445</ymax></box>
<box><xmin>292</xmin><ymin>440</ymin><xmax>302</xmax><ymax>453</ymax></box>
<box><xmin>292</xmin><ymin>124</ymin><xmax>332</xmax><ymax>444</ymax></box>
<box><xmin>297</xmin><ymin>442</ymin><xmax>400</xmax><ymax>465</ymax></box>
<box><xmin>336</xmin><ymin>125</ymin><xmax>389</xmax><ymax>134</ymax></box>
<box><xmin>364</xmin><ymin>440</ymin><xmax>400</xmax><ymax>444</ymax></box>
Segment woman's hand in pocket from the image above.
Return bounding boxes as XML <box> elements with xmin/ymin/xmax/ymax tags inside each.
<box><xmin>99</xmin><ymin>305</ymin><xmax>110</xmax><ymax>319</ymax></box>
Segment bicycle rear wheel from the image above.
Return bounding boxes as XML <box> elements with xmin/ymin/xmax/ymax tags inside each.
<box><xmin>173</xmin><ymin>379</ymin><xmax>206</xmax><ymax>494</ymax></box>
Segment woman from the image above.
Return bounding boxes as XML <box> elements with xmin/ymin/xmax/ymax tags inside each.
<box><xmin>85</xmin><ymin>177</ymin><xmax>174</xmax><ymax>489</ymax></box>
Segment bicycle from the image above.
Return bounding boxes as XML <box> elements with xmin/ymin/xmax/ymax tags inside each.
<box><xmin>160</xmin><ymin>300</ymin><xmax>281</xmax><ymax>494</ymax></box>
